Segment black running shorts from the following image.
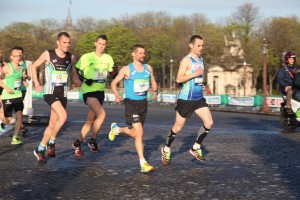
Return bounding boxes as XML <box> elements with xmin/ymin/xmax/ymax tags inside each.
<box><xmin>124</xmin><ymin>98</ymin><xmax>148</xmax><ymax>125</ymax></box>
<box><xmin>175</xmin><ymin>98</ymin><xmax>208</xmax><ymax>118</ymax></box>
<box><xmin>2</xmin><ymin>97</ymin><xmax>24</xmax><ymax>117</ymax></box>
<box><xmin>44</xmin><ymin>94</ymin><xmax>67</xmax><ymax>108</ymax></box>
<box><xmin>83</xmin><ymin>91</ymin><xmax>104</xmax><ymax>105</ymax></box>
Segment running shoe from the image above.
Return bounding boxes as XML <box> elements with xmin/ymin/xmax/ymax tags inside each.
<box><xmin>33</xmin><ymin>148</ymin><xmax>47</xmax><ymax>163</ymax></box>
<box><xmin>11</xmin><ymin>137</ymin><xmax>22</xmax><ymax>145</ymax></box>
<box><xmin>5</xmin><ymin>118</ymin><xmax>16</xmax><ymax>125</ymax></box>
<box><xmin>161</xmin><ymin>146</ymin><xmax>171</xmax><ymax>165</ymax></box>
<box><xmin>72</xmin><ymin>139</ymin><xmax>83</xmax><ymax>156</ymax></box>
<box><xmin>46</xmin><ymin>143</ymin><xmax>56</xmax><ymax>157</ymax></box>
<box><xmin>108</xmin><ymin>122</ymin><xmax>119</xmax><ymax>141</ymax></box>
<box><xmin>0</xmin><ymin>124</ymin><xmax>6</xmax><ymax>133</ymax></box>
<box><xmin>88</xmin><ymin>138</ymin><xmax>100</xmax><ymax>152</ymax></box>
<box><xmin>20</xmin><ymin>124</ymin><xmax>28</xmax><ymax>136</ymax></box>
<box><xmin>140</xmin><ymin>162</ymin><xmax>154</xmax><ymax>173</ymax></box>
<box><xmin>189</xmin><ymin>148</ymin><xmax>205</xmax><ymax>161</ymax></box>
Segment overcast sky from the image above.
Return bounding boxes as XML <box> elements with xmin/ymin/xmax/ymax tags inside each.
<box><xmin>0</xmin><ymin>0</ymin><xmax>299</xmax><ymax>28</ymax></box>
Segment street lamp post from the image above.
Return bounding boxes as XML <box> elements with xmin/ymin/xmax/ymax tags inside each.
<box><xmin>243</xmin><ymin>61</ymin><xmax>246</xmax><ymax>98</ymax></box>
<box><xmin>169</xmin><ymin>57</ymin><xmax>173</xmax><ymax>91</ymax></box>
<box><xmin>261</xmin><ymin>38</ymin><xmax>271</xmax><ymax>112</ymax></box>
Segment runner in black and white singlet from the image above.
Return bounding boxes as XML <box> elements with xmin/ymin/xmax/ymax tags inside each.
<box><xmin>31</xmin><ymin>32</ymin><xmax>81</xmax><ymax>163</ymax></box>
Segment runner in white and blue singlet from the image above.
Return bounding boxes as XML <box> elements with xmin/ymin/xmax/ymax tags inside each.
<box><xmin>161</xmin><ymin>35</ymin><xmax>213</xmax><ymax>165</ymax></box>
<box><xmin>124</xmin><ymin>63</ymin><xmax>151</xmax><ymax>101</ymax></box>
<box><xmin>178</xmin><ymin>54</ymin><xmax>204</xmax><ymax>101</ymax></box>
<box><xmin>109</xmin><ymin>44</ymin><xmax>158</xmax><ymax>173</ymax></box>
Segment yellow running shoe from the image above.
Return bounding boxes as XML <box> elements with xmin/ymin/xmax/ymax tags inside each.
<box><xmin>161</xmin><ymin>146</ymin><xmax>171</xmax><ymax>165</ymax></box>
<box><xmin>11</xmin><ymin>137</ymin><xmax>22</xmax><ymax>145</ymax></box>
<box><xmin>189</xmin><ymin>148</ymin><xmax>205</xmax><ymax>161</ymax></box>
<box><xmin>140</xmin><ymin>162</ymin><xmax>154</xmax><ymax>173</ymax></box>
<box><xmin>108</xmin><ymin>122</ymin><xmax>119</xmax><ymax>141</ymax></box>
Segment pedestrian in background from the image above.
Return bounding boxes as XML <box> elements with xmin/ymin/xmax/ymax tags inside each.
<box><xmin>277</xmin><ymin>52</ymin><xmax>299</xmax><ymax>113</ymax></box>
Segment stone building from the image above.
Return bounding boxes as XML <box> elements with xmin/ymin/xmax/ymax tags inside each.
<box><xmin>206</xmin><ymin>32</ymin><xmax>256</xmax><ymax>97</ymax></box>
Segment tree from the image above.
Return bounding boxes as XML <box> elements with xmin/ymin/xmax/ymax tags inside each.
<box><xmin>75</xmin><ymin>32</ymin><xmax>99</xmax><ymax>56</ymax></box>
<box><xmin>76</xmin><ymin>17</ymin><xmax>98</xmax><ymax>32</ymax></box>
<box><xmin>105</xmin><ymin>26</ymin><xmax>138</xmax><ymax>67</ymax></box>
<box><xmin>259</xmin><ymin>17</ymin><xmax>300</xmax><ymax>94</ymax></box>
<box><xmin>149</xmin><ymin>34</ymin><xmax>176</xmax><ymax>88</ymax></box>
<box><xmin>0</xmin><ymin>22</ymin><xmax>52</xmax><ymax>62</ymax></box>
<box><xmin>225</xmin><ymin>3</ymin><xmax>262</xmax><ymax>93</ymax></box>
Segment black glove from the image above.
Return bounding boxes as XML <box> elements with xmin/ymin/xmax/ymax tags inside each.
<box><xmin>84</xmin><ymin>79</ymin><xmax>93</xmax><ymax>86</ymax></box>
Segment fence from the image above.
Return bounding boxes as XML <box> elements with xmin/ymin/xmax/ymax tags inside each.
<box><xmin>31</xmin><ymin>91</ymin><xmax>284</xmax><ymax>108</ymax></box>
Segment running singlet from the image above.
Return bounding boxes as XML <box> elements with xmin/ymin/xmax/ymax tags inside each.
<box><xmin>124</xmin><ymin>63</ymin><xmax>151</xmax><ymax>100</ymax></box>
<box><xmin>2</xmin><ymin>62</ymin><xmax>23</xmax><ymax>100</ymax></box>
<box><xmin>178</xmin><ymin>54</ymin><xmax>204</xmax><ymax>101</ymax></box>
<box><xmin>76</xmin><ymin>52</ymin><xmax>114</xmax><ymax>93</ymax></box>
<box><xmin>43</xmin><ymin>49</ymin><xmax>72</xmax><ymax>97</ymax></box>
<box><xmin>19</xmin><ymin>59</ymin><xmax>27</xmax><ymax>91</ymax></box>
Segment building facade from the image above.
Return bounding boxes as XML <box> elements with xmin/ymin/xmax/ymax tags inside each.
<box><xmin>206</xmin><ymin>32</ymin><xmax>256</xmax><ymax>97</ymax></box>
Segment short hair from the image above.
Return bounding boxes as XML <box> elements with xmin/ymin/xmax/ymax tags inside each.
<box><xmin>12</xmin><ymin>46</ymin><xmax>24</xmax><ymax>53</ymax></box>
<box><xmin>57</xmin><ymin>32</ymin><xmax>70</xmax><ymax>40</ymax></box>
<box><xmin>190</xmin><ymin>35</ymin><xmax>203</xmax><ymax>44</ymax></box>
<box><xmin>131</xmin><ymin>44</ymin><xmax>145</xmax><ymax>53</ymax></box>
<box><xmin>96</xmin><ymin>35</ymin><xmax>107</xmax><ymax>42</ymax></box>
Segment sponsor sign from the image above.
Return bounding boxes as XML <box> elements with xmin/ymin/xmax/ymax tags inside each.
<box><xmin>267</xmin><ymin>97</ymin><xmax>284</xmax><ymax>107</ymax></box>
<box><xmin>228</xmin><ymin>97</ymin><xmax>254</xmax><ymax>106</ymax></box>
<box><xmin>204</xmin><ymin>95</ymin><xmax>221</xmax><ymax>105</ymax></box>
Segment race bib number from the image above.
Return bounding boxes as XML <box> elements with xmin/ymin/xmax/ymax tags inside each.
<box><xmin>134</xmin><ymin>79</ymin><xmax>149</xmax><ymax>96</ymax></box>
<box><xmin>14</xmin><ymin>80</ymin><xmax>21</xmax><ymax>90</ymax></box>
<box><xmin>51</xmin><ymin>71</ymin><xmax>68</xmax><ymax>86</ymax></box>
<box><xmin>94</xmin><ymin>71</ymin><xmax>107</xmax><ymax>83</ymax></box>
<box><xmin>195</xmin><ymin>75</ymin><xmax>203</xmax><ymax>86</ymax></box>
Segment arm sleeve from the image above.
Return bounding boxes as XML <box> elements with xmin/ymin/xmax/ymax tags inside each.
<box><xmin>293</xmin><ymin>74</ymin><xmax>300</xmax><ymax>89</ymax></box>
<box><xmin>277</xmin><ymin>67</ymin><xmax>288</xmax><ymax>88</ymax></box>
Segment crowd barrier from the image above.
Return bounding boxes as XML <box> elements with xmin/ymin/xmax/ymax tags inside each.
<box><xmin>31</xmin><ymin>91</ymin><xmax>284</xmax><ymax>108</ymax></box>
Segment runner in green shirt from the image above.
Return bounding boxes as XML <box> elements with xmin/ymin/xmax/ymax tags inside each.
<box><xmin>0</xmin><ymin>48</ymin><xmax>26</xmax><ymax>145</ymax></box>
<box><xmin>72</xmin><ymin>34</ymin><xmax>116</xmax><ymax>156</ymax></box>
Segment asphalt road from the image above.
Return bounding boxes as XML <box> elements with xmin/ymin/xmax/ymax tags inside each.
<box><xmin>0</xmin><ymin>100</ymin><xmax>300</xmax><ymax>200</ymax></box>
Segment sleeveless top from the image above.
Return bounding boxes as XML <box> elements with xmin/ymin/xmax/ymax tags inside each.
<box><xmin>124</xmin><ymin>63</ymin><xmax>151</xmax><ymax>100</ymax></box>
<box><xmin>178</xmin><ymin>54</ymin><xmax>204</xmax><ymax>101</ymax></box>
<box><xmin>2</xmin><ymin>62</ymin><xmax>23</xmax><ymax>100</ymax></box>
<box><xmin>19</xmin><ymin>59</ymin><xmax>27</xmax><ymax>91</ymax></box>
<box><xmin>44</xmin><ymin>49</ymin><xmax>72</xmax><ymax>97</ymax></box>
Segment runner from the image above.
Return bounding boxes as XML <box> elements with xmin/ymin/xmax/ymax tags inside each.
<box><xmin>32</xmin><ymin>32</ymin><xmax>81</xmax><ymax>162</ymax></box>
<box><xmin>13</xmin><ymin>46</ymin><xmax>31</xmax><ymax>135</ymax></box>
<box><xmin>108</xmin><ymin>44</ymin><xmax>158</xmax><ymax>173</ymax></box>
<box><xmin>161</xmin><ymin>35</ymin><xmax>213</xmax><ymax>165</ymax></box>
<box><xmin>0</xmin><ymin>48</ymin><xmax>26</xmax><ymax>144</ymax></box>
<box><xmin>72</xmin><ymin>34</ymin><xmax>115</xmax><ymax>156</ymax></box>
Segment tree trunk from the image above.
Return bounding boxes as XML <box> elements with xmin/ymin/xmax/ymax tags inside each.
<box><xmin>162</xmin><ymin>62</ymin><xmax>165</xmax><ymax>88</ymax></box>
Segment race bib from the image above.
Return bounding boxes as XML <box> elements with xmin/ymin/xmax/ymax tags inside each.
<box><xmin>94</xmin><ymin>71</ymin><xmax>107</xmax><ymax>83</ymax></box>
<box><xmin>51</xmin><ymin>71</ymin><xmax>68</xmax><ymax>86</ymax></box>
<box><xmin>14</xmin><ymin>80</ymin><xmax>21</xmax><ymax>90</ymax></box>
<box><xmin>195</xmin><ymin>75</ymin><xmax>203</xmax><ymax>86</ymax></box>
<box><xmin>134</xmin><ymin>79</ymin><xmax>149</xmax><ymax>96</ymax></box>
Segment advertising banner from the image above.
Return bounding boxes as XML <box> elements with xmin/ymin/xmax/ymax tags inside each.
<box><xmin>228</xmin><ymin>97</ymin><xmax>255</xmax><ymax>106</ymax></box>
